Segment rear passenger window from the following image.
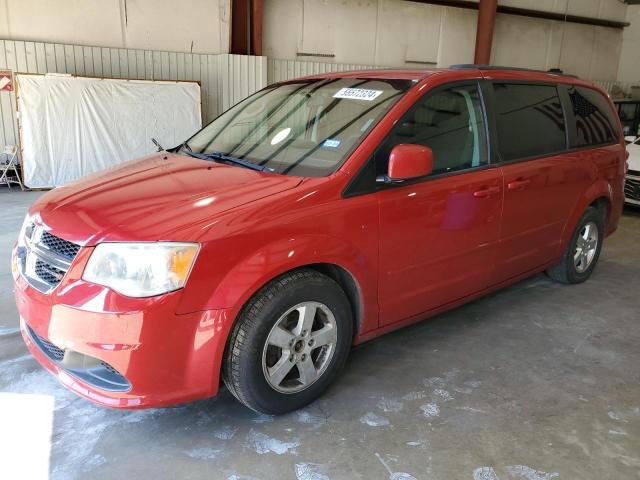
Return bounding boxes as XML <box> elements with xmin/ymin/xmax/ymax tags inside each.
<box><xmin>376</xmin><ymin>84</ymin><xmax>488</xmax><ymax>177</ymax></box>
<box><xmin>493</xmin><ymin>84</ymin><xmax>566</xmax><ymax>161</ymax></box>
<box><xmin>568</xmin><ymin>86</ymin><xmax>618</xmax><ymax>147</ymax></box>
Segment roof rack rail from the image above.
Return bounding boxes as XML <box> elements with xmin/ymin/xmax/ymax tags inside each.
<box><xmin>450</xmin><ymin>64</ymin><xmax>579</xmax><ymax>78</ymax></box>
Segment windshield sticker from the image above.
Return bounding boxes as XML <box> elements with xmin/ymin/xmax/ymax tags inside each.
<box><xmin>333</xmin><ymin>88</ymin><xmax>383</xmax><ymax>101</ymax></box>
<box><xmin>322</xmin><ymin>138</ymin><xmax>341</xmax><ymax>149</ymax></box>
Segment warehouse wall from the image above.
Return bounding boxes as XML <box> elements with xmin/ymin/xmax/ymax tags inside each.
<box><xmin>263</xmin><ymin>0</ymin><xmax>628</xmax><ymax>80</ymax></box>
<box><xmin>0</xmin><ymin>39</ymin><xmax>266</xmax><ymax>158</ymax></box>
<box><xmin>617</xmin><ymin>5</ymin><xmax>640</xmax><ymax>84</ymax></box>
<box><xmin>0</xmin><ymin>0</ymin><xmax>230</xmax><ymax>54</ymax></box>
<box><xmin>0</xmin><ymin>0</ymin><xmax>634</xmax><ymax>82</ymax></box>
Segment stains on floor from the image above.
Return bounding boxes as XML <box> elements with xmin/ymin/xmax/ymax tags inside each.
<box><xmin>359</xmin><ymin>412</ymin><xmax>391</xmax><ymax>427</ymax></box>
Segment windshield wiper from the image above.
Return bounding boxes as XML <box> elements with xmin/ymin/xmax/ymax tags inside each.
<box><xmin>151</xmin><ymin>137</ymin><xmax>164</xmax><ymax>152</ymax></box>
<box><xmin>181</xmin><ymin>148</ymin><xmax>273</xmax><ymax>173</ymax></box>
<box><xmin>208</xmin><ymin>151</ymin><xmax>274</xmax><ymax>172</ymax></box>
<box><xmin>178</xmin><ymin>141</ymin><xmax>193</xmax><ymax>152</ymax></box>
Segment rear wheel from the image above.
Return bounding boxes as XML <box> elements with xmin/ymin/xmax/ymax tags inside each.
<box><xmin>546</xmin><ymin>206</ymin><xmax>604</xmax><ymax>284</ymax></box>
<box><xmin>222</xmin><ymin>269</ymin><xmax>353</xmax><ymax>414</ymax></box>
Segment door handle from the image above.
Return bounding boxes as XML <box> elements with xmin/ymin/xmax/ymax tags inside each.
<box><xmin>473</xmin><ymin>186</ymin><xmax>501</xmax><ymax>198</ymax></box>
<box><xmin>507</xmin><ymin>179</ymin><xmax>531</xmax><ymax>191</ymax></box>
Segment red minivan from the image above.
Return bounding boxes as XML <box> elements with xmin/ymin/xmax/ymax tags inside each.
<box><xmin>13</xmin><ymin>66</ymin><xmax>625</xmax><ymax>414</ymax></box>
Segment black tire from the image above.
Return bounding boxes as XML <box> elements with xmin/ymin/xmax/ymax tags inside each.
<box><xmin>222</xmin><ymin>269</ymin><xmax>353</xmax><ymax>414</ymax></box>
<box><xmin>546</xmin><ymin>206</ymin><xmax>605</xmax><ymax>284</ymax></box>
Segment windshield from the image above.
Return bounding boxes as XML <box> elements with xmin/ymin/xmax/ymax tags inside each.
<box><xmin>183</xmin><ymin>78</ymin><xmax>413</xmax><ymax>176</ymax></box>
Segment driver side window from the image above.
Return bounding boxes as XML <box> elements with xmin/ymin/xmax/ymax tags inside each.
<box><xmin>375</xmin><ymin>83</ymin><xmax>488</xmax><ymax>178</ymax></box>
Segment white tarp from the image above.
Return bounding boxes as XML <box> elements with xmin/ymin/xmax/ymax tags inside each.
<box><xmin>17</xmin><ymin>74</ymin><xmax>202</xmax><ymax>188</ymax></box>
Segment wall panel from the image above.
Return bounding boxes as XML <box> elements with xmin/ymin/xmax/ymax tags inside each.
<box><xmin>267</xmin><ymin>58</ymin><xmax>380</xmax><ymax>85</ymax></box>
<box><xmin>264</xmin><ymin>0</ymin><xmax>627</xmax><ymax>77</ymax></box>
<box><xmin>0</xmin><ymin>40</ymin><xmax>267</xmax><ymax>159</ymax></box>
<box><xmin>0</xmin><ymin>0</ymin><xmax>230</xmax><ymax>55</ymax></box>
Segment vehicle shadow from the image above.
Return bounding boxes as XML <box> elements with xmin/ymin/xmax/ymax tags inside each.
<box><xmin>623</xmin><ymin>205</ymin><xmax>640</xmax><ymax>217</ymax></box>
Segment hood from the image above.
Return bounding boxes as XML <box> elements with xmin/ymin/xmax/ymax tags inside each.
<box><xmin>30</xmin><ymin>153</ymin><xmax>303</xmax><ymax>245</ymax></box>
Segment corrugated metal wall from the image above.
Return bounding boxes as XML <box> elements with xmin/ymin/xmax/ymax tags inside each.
<box><xmin>0</xmin><ymin>39</ymin><xmax>267</xmax><ymax>154</ymax></box>
<box><xmin>593</xmin><ymin>79</ymin><xmax>638</xmax><ymax>98</ymax></box>
<box><xmin>267</xmin><ymin>58</ymin><xmax>380</xmax><ymax>85</ymax></box>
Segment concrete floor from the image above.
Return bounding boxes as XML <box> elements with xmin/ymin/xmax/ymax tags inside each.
<box><xmin>1</xmin><ymin>188</ymin><xmax>639</xmax><ymax>480</ymax></box>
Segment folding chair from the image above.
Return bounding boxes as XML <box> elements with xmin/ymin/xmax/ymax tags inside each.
<box><xmin>0</xmin><ymin>145</ymin><xmax>24</xmax><ymax>190</ymax></box>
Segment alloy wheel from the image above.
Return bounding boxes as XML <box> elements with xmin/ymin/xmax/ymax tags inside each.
<box><xmin>262</xmin><ymin>301</ymin><xmax>337</xmax><ymax>394</ymax></box>
<box><xmin>574</xmin><ymin>221</ymin><xmax>599</xmax><ymax>273</ymax></box>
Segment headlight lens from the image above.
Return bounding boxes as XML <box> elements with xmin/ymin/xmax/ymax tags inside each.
<box><xmin>17</xmin><ymin>214</ymin><xmax>32</xmax><ymax>247</ymax></box>
<box><xmin>83</xmin><ymin>242</ymin><xmax>199</xmax><ymax>297</ymax></box>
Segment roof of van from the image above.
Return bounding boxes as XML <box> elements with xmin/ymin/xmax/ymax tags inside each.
<box><xmin>299</xmin><ymin>65</ymin><xmax>587</xmax><ymax>84</ymax></box>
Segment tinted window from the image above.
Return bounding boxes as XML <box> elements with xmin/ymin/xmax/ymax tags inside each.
<box><xmin>569</xmin><ymin>86</ymin><xmax>618</xmax><ymax>147</ymax></box>
<box><xmin>493</xmin><ymin>83</ymin><xmax>566</xmax><ymax>161</ymax></box>
<box><xmin>375</xmin><ymin>84</ymin><xmax>488</xmax><ymax>177</ymax></box>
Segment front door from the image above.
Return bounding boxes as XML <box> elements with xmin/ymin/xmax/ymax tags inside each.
<box><xmin>375</xmin><ymin>82</ymin><xmax>503</xmax><ymax>326</ymax></box>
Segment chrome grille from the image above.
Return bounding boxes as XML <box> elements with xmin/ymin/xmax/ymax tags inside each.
<box><xmin>625</xmin><ymin>175</ymin><xmax>640</xmax><ymax>201</ymax></box>
<box><xmin>17</xmin><ymin>224</ymin><xmax>81</xmax><ymax>294</ymax></box>
<box><xmin>40</xmin><ymin>231</ymin><xmax>80</xmax><ymax>260</ymax></box>
<box><xmin>34</xmin><ymin>259</ymin><xmax>65</xmax><ymax>285</ymax></box>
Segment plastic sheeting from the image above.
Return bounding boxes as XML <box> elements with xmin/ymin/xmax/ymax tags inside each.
<box><xmin>17</xmin><ymin>74</ymin><xmax>202</xmax><ymax>188</ymax></box>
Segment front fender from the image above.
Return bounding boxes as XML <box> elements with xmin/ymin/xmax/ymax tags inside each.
<box><xmin>205</xmin><ymin>233</ymin><xmax>376</xmax><ymax>326</ymax></box>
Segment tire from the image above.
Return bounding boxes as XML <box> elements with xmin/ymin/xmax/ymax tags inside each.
<box><xmin>222</xmin><ymin>269</ymin><xmax>353</xmax><ymax>414</ymax></box>
<box><xmin>546</xmin><ymin>206</ymin><xmax>605</xmax><ymax>284</ymax></box>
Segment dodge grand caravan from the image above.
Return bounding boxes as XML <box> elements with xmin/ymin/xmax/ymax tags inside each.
<box><xmin>13</xmin><ymin>66</ymin><xmax>625</xmax><ymax>414</ymax></box>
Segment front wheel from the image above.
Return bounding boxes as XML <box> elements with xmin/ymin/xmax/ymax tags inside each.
<box><xmin>546</xmin><ymin>206</ymin><xmax>605</xmax><ymax>284</ymax></box>
<box><xmin>222</xmin><ymin>269</ymin><xmax>353</xmax><ymax>414</ymax></box>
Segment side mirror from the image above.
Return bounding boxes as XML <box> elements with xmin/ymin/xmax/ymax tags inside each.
<box><xmin>378</xmin><ymin>144</ymin><xmax>433</xmax><ymax>184</ymax></box>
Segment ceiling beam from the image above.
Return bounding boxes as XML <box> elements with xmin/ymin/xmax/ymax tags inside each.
<box><xmin>474</xmin><ymin>0</ymin><xmax>497</xmax><ymax>64</ymax></box>
<box><xmin>407</xmin><ymin>0</ymin><xmax>630</xmax><ymax>29</ymax></box>
<box><xmin>230</xmin><ymin>0</ymin><xmax>263</xmax><ymax>55</ymax></box>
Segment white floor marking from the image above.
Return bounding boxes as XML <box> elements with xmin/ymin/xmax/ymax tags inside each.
<box><xmin>377</xmin><ymin>398</ymin><xmax>404</xmax><ymax>412</ymax></box>
<box><xmin>244</xmin><ymin>429</ymin><xmax>299</xmax><ymax>455</ymax></box>
<box><xmin>506</xmin><ymin>465</ymin><xmax>560</xmax><ymax>480</ymax></box>
<box><xmin>295</xmin><ymin>463</ymin><xmax>330</xmax><ymax>480</ymax></box>
<box><xmin>360</xmin><ymin>412</ymin><xmax>390</xmax><ymax>427</ymax></box>
<box><xmin>473</xmin><ymin>467</ymin><xmax>500</xmax><ymax>480</ymax></box>
<box><xmin>420</xmin><ymin>403</ymin><xmax>440</xmax><ymax>418</ymax></box>
<box><xmin>375</xmin><ymin>453</ymin><xmax>417</xmax><ymax>480</ymax></box>
<box><xmin>186</xmin><ymin>447</ymin><xmax>220</xmax><ymax>459</ymax></box>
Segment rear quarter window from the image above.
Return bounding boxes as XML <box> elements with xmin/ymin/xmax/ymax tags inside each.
<box><xmin>568</xmin><ymin>86</ymin><xmax>619</xmax><ymax>147</ymax></box>
<box><xmin>493</xmin><ymin>83</ymin><xmax>566</xmax><ymax>162</ymax></box>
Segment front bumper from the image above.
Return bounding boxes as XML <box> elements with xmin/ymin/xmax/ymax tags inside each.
<box><xmin>625</xmin><ymin>173</ymin><xmax>640</xmax><ymax>206</ymax></box>
<box><xmin>13</xmin><ymin>248</ymin><xmax>233</xmax><ymax>409</ymax></box>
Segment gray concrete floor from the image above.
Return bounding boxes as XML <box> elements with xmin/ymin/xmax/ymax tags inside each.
<box><xmin>1</xmin><ymin>188</ymin><xmax>639</xmax><ymax>480</ymax></box>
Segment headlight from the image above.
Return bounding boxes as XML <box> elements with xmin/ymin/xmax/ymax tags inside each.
<box><xmin>17</xmin><ymin>214</ymin><xmax>32</xmax><ymax>247</ymax></box>
<box><xmin>83</xmin><ymin>242</ymin><xmax>199</xmax><ymax>297</ymax></box>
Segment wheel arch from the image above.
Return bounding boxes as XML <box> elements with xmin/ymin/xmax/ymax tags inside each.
<box><xmin>217</xmin><ymin>262</ymin><xmax>366</xmax><ymax>391</ymax></box>
<box><xmin>201</xmin><ymin>233</ymin><xmax>376</xmax><ymax>337</ymax></box>
<box><xmin>560</xmin><ymin>182</ymin><xmax>613</xmax><ymax>253</ymax></box>
<box><xmin>229</xmin><ymin>262</ymin><xmax>365</xmax><ymax>340</ymax></box>
<box><xmin>297</xmin><ymin>263</ymin><xmax>363</xmax><ymax>338</ymax></box>
<box><xmin>588</xmin><ymin>196</ymin><xmax>611</xmax><ymax>230</ymax></box>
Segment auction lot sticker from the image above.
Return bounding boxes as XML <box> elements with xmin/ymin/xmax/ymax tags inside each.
<box><xmin>333</xmin><ymin>87</ymin><xmax>383</xmax><ymax>101</ymax></box>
